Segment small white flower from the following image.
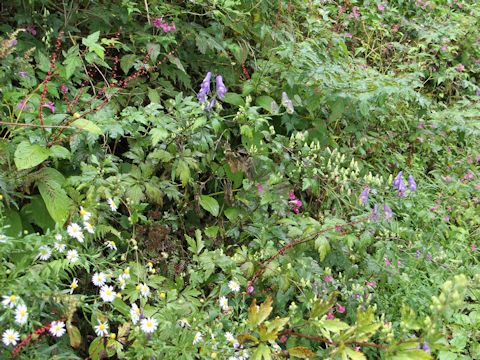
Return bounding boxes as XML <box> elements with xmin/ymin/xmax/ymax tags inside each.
<box><xmin>122</xmin><ymin>267</ymin><xmax>131</xmax><ymax>279</ymax></box>
<box><xmin>84</xmin><ymin>222</ymin><xmax>94</xmax><ymax>234</ymax></box>
<box><xmin>228</xmin><ymin>280</ymin><xmax>240</xmax><ymax>293</ymax></box>
<box><xmin>193</xmin><ymin>331</ymin><xmax>203</xmax><ymax>345</ymax></box>
<box><xmin>55</xmin><ymin>234</ymin><xmax>63</xmax><ymax>241</ymax></box>
<box><xmin>2</xmin><ymin>329</ymin><xmax>20</xmax><ymax>346</ymax></box>
<box><xmin>225</xmin><ymin>332</ymin><xmax>235</xmax><ymax>343</ymax></box>
<box><xmin>70</xmin><ymin>278</ymin><xmax>79</xmax><ymax>294</ymax></box>
<box><xmin>67</xmin><ymin>223</ymin><xmax>84</xmax><ymax>243</ymax></box>
<box><xmin>177</xmin><ymin>318</ymin><xmax>191</xmax><ymax>328</ymax></box>
<box><xmin>49</xmin><ymin>321</ymin><xmax>66</xmax><ymax>337</ymax></box>
<box><xmin>66</xmin><ymin>249</ymin><xmax>79</xmax><ymax>263</ymax></box>
<box><xmin>99</xmin><ymin>285</ymin><xmax>116</xmax><ymax>302</ymax></box>
<box><xmin>54</xmin><ymin>242</ymin><xmax>66</xmax><ymax>252</ymax></box>
<box><xmin>219</xmin><ymin>296</ymin><xmax>229</xmax><ymax>311</ymax></box>
<box><xmin>105</xmin><ymin>241</ymin><xmax>117</xmax><ymax>251</ymax></box>
<box><xmin>2</xmin><ymin>295</ymin><xmax>19</xmax><ymax>308</ymax></box>
<box><xmin>92</xmin><ymin>272</ymin><xmax>107</xmax><ymax>287</ymax></box>
<box><xmin>137</xmin><ymin>283</ymin><xmax>150</xmax><ymax>298</ymax></box>
<box><xmin>14</xmin><ymin>304</ymin><xmax>28</xmax><ymax>325</ymax></box>
<box><xmin>130</xmin><ymin>303</ymin><xmax>140</xmax><ymax>324</ymax></box>
<box><xmin>79</xmin><ymin>206</ymin><xmax>91</xmax><ymax>221</ymax></box>
<box><xmin>140</xmin><ymin>317</ymin><xmax>158</xmax><ymax>334</ymax></box>
<box><xmin>94</xmin><ymin>320</ymin><xmax>109</xmax><ymax>337</ymax></box>
<box><xmin>118</xmin><ymin>275</ymin><xmax>126</xmax><ymax>290</ymax></box>
<box><xmin>107</xmin><ymin>198</ymin><xmax>118</xmax><ymax>212</ymax></box>
<box><xmin>38</xmin><ymin>245</ymin><xmax>52</xmax><ymax>261</ymax></box>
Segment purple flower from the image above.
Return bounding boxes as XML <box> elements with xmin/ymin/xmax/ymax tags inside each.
<box><xmin>392</xmin><ymin>171</ymin><xmax>403</xmax><ymax>189</ymax></box>
<box><xmin>10</xmin><ymin>39</ymin><xmax>17</xmax><ymax>46</ymax></box>
<box><xmin>324</xmin><ymin>275</ymin><xmax>333</xmax><ymax>282</ymax></box>
<box><xmin>408</xmin><ymin>175</ymin><xmax>417</xmax><ymax>192</ymax></box>
<box><xmin>384</xmin><ymin>257</ymin><xmax>391</xmax><ymax>266</ymax></box>
<box><xmin>246</xmin><ymin>284</ymin><xmax>254</xmax><ymax>294</ymax></box>
<box><xmin>349</xmin><ymin>6</ymin><xmax>360</xmax><ymax>18</ymax></box>
<box><xmin>215</xmin><ymin>75</ymin><xmax>227</xmax><ymax>99</ymax></box>
<box><xmin>205</xmin><ymin>97</ymin><xmax>216</xmax><ymax>111</ymax></box>
<box><xmin>42</xmin><ymin>101</ymin><xmax>55</xmax><ymax>113</ymax></box>
<box><xmin>370</xmin><ymin>203</ymin><xmax>379</xmax><ymax>221</ymax></box>
<box><xmin>197</xmin><ymin>71</ymin><xmax>212</xmax><ymax>104</ymax></box>
<box><xmin>378</xmin><ymin>4</ymin><xmax>385</xmax><ymax>12</ymax></box>
<box><xmin>422</xmin><ymin>342</ymin><xmax>430</xmax><ymax>353</ymax></box>
<box><xmin>455</xmin><ymin>63</ymin><xmax>465</xmax><ymax>72</ymax></box>
<box><xmin>26</xmin><ymin>25</ymin><xmax>37</xmax><ymax>36</ymax></box>
<box><xmin>359</xmin><ymin>186</ymin><xmax>370</xmax><ymax>205</ymax></box>
<box><xmin>427</xmin><ymin>253</ymin><xmax>432</xmax><ymax>261</ymax></box>
<box><xmin>281</xmin><ymin>92</ymin><xmax>294</xmax><ymax>113</ymax></box>
<box><xmin>335</xmin><ymin>303</ymin><xmax>346</xmax><ymax>313</ymax></box>
<box><xmin>476</xmin><ymin>88</ymin><xmax>480</xmax><ymax>96</ymax></box>
<box><xmin>257</xmin><ymin>184</ymin><xmax>264</xmax><ymax>193</ymax></box>
<box><xmin>152</xmin><ymin>18</ymin><xmax>176</xmax><ymax>32</ymax></box>
<box><xmin>288</xmin><ymin>192</ymin><xmax>296</xmax><ymax>200</ymax></box>
<box><xmin>416</xmin><ymin>250</ymin><xmax>422</xmax><ymax>258</ymax></box>
<box><xmin>17</xmin><ymin>100</ymin><xmax>28</xmax><ymax>110</ymax></box>
<box><xmin>345</xmin><ymin>33</ymin><xmax>353</xmax><ymax>39</ymax></box>
<box><xmin>18</xmin><ymin>71</ymin><xmax>28</xmax><ymax>78</ymax></box>
<box><xmin>384</xmin><ymin>204</ymin><xmax>393</xmax><ymax>220</ymax></box>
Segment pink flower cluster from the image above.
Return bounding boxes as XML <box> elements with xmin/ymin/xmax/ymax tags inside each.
<box><xmin>152</xmin><ymin>17</ymin><xmax>176</xmax><ymax>32</ymax></box>
<box><xmin>288</xmin><ymin>192</ymin><xmax>302</xmax><ymax>214</ymax></box>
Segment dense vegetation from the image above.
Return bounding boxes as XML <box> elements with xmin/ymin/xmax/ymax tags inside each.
<box><xmin>0</xmin><ymin>0</ymin><xmax>479</xmax><ymax>359</ymax></box>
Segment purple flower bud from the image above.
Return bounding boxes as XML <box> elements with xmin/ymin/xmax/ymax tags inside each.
<box><xmin>271</xmin><ymin>100</ymin><xmax>279</xmax><ymax>114</ymax></box>
<box><xmin>408</xmin><ymin>175</ymin><xmax>417</xmax><ymax>192</ymax></box>
<box><xmin>246</xmin><ymin>285</ymin><xmax>254</xmax><ymax>294</ymax></box>
<box><xmin>205</xmin><ymin>97</ymin><xmax>216</xmax><ymax>111</ymax></box>
<box><xmin>60</xmin><ymin>84</ymin><xmax>68</xmax><ymax>94</ymax></box>
<box><xmin>476</xmin><ymin>88</ymin><xmax>480</xmax><ymax>96</ymax></box>
<box><xmin>384</xmin><ymin>204</ymin><xmax>393</xmax><ymax>220</ymax></box>
<box><xmin>257</xmin><ymin>184</ymin><xmax>264</xmax><ymax>193</ymax></box>
<box><xmin>324</xmin><ymin>275</ymin><xmax>333</xmax><ymax>282</ymax></box>
<box><xmin>422</xmin><ymin>342</ymin><xmax>430</xmax><ymax>353</ymax></box>
<box><xmin>359</xmin><ymin>186</ymin><xmax>370</xmax><ymax>205</ymax></box>
<box><xmin>427</xmin><ymin>253</ymin><xmax>432</xmax><ymax>261</ymax></box>
<box><xmin>215</xmin><ymin>75</ymin><xmax>227</xmax><ymax>99</ymax></box>
<box><xmin>416</xmin><ymin>250</ymin><xmax>421</xmax><ymax>258</ymax></box>
<box><xmin>392</xmin><ymin>171</ymin><xmax>403</xmax><ymax>189</ymax></box>
<box><xmin>42</xmin><ymin>101</ymin><xmax>55</xmax><ymax>113</ymax></box>
<box><xmin>197</xmin><ymin>71</ymin><xmax>212</xmax><ymax>104</ymax></box>
<box><xmin>370</xmin><ymin>203</ymin><xmax>379</xmax><ymax>221</ymax></box>
<box><xmin>18</xmin><ymin>71</ymin><xmax>28</xmax><ymax>78</ymax></box>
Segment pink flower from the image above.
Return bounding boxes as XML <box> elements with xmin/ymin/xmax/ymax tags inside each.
<box><xmin>345</xmin><ymin>33</ymin><xmax>353</xmax><ymax>39</ymax></box>
<box><xmin>378</xmin><ymin>4</ymin><xmax>385</xmax><ymax>12</ymax></box>
<box><xmin>349</xmin><ymin>6</ymin><xmax>360</xmax><ymax>19</ymax></box>
<box><xmin>246</xmin><ymin>284</ymin><xmax>254</xmax><ymax>294</ymax></box>
<box><xmin>472</xmin><ymin>244</ymin><xmax>477</xmax><ymax>252</ymax></box>
<box><xmin>60</xmin><ymin>84</ymin><xmax>68</xmax><ymax>94</ymax></box>
<box><xmin>441</xmin><ymin>45</ymin><xmax>448</xmax><ymax>52</ymax></box>
<box><xmin>326</xmin><ymin>310</ymin><xmax>335</xmax><ymax>320</ymax></box>
<box><xmin>288</xmin><ymin>192</ymin><xmax>296</xmax><ymax>200</ymax></box>
<box><xmin>257</xmin><ymin>184</ymin><xmax>264</xmax><ymax>193</ymax></box>
<box><xmin>475</xmin><ymin>183</ymin><xmax>480</xmax><ymax>190</ymax></box>
<box><xmin>324</xmin><ymin>275</ymin><xmax>333</xmax><ymax>282</ymax></box>
<box><xmin>17</xmin><ymin>100</ymin><xmax>28</xmax><ymax>110</ymax></box>
<box><xmin>26</xmin><ymin>25</ymin><xmax>37</xmax><ymax>36</ymax></box>
<box><xmin>384</xmin><ymin>257</ymin><xmax>391</xmax><ymax>267</ymax></box>
<box><xmin>443</xmin><ymin>216</ymin><xmax>450</xmax><ymax>222</ymax></box>
<box><xmin>42</xmin><ymin>101</ymin><xmax>55</xmax><ymax>113</ymax></box>
<box><xmin>335</xmin><ymin>303</ymin><xmax>346</xmax><ymax>313</ymax></box>
<box><xmin>366</xmin><ymin>281</ymin><xmax>376</xmax><ymax>287</ymax></box>
<box><xmin>152</xmin><ymin>17</ymin><xmax>176</xmax><ymax>32</ymax></box>
<box><xmin>455</xmin><ymin>63</ymin><xmax>465</xmax><ymax>72</ymax></box>
<box><xmin>397</xmin><ymin>260</ymin><xmax>401</xmax><ymax>268</ymax></box>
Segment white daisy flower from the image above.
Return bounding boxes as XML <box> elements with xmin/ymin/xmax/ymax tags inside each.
<box><xmin>122</xmin><ymin>267</ymin><xmax>130</xmax><ymax>279</ymax></box>
<box><xmin>99</xmin><ymin>285</ymin><xmax>116</xmax><ymax>302</ymax></box>
<box><xmin>118</xmin><ymin>275</ymin><xmax>126</xmax><ymax>290</ymax></box>
<box><xmin>193</xmin><ymin>331</ymin><xmax>203</xmax><ymax>345</ymax></box>
<box><xmin>55</xmin><ymin>234</ymin><xmax>63</xmax><ymax>241</ymax></box>
<box><xmin>14</xmin><ymin>304</ymin><xmax>28</xmax><ymax>325</ymax></box>
<box><xmin>140</xmin><ymin>317</ymin><xmax>158</xmax><ymax>334</ymax></box>
<box><xmin>79</xmin><ymin>206</ymin><xmax>91</xmax><ymax>221</ymax></box>
<box><xmin>54</xmin><ymin>242</ymin><xmax>66</xmax><ymax>252</ymax></box>
<box><xmin>228</xmin><ymin>280</ymin><xmax>240</xmax><ymax>293</ymax></box>
<box><xmin>225</xmin><ymin>331</ymin><xmax>236</xmax><ymax>343</ymax></box>
<box><xmin>219</xmin><ymin>296</ymin><xmax>229</xmax><ymax>311</ymax></box>
<box><xmin>84</xmin><ymin>222</ymin><xmax>94</xmax><ymax>234</ymax></box>
<box><xmin>137</xmin><ymin>283</ymin><xmax>150</xmax><ymax>298</ymax></box>
<box><xmin>67</xmin><ymin>223</ymin><xmax>84</xmax><ymax>243</ymax></box>
<box><xmin>66</xmin><ymin>249</ymin><xmax>79</xmax><ymax>263</ymax></box>
<box><xmin>70</xmin><ymin>278</ymin><xmax>79</xmax><ymax>294</ymax></box>
<box><xmin>49</xmin><ymin>321</ymin><xmax>66</xmax><ymax>337</ymax></box>
<box><xmin>107</xmin><ymin>198</ymin><xmax>118</xmax><ymax>212</ymax></box>
<box><xmin>105</xmin><ymin>241</ymin><xmax>117</xmax><ymax>251</ymax></box>
<box><xmin>2</xmin><ymin>329</ymin><xmax>20</xmax><ymax>346</ymax></box>
<box><xmin>38</xmin><ymin>245</ymin><xmax>52</xmax><ymax>261</ymax></box>
<box><xmin>2</xmin><ymin>295</ymin><xmax>19</xmax><ymax>308</ymax></box>
<box><xmin>92</xmin><ymin>272</ymin><xmax>107</xmax><ymax>287</ymax></box>
<box><xmin>130</xmin><ymin>303</ymin><xmax>141</xmax><ymax>324</ymax></box>
<box><xmin>94</xmin><ymin>320</ymin><xmax>109</xmax><ymax>337</ymax></box>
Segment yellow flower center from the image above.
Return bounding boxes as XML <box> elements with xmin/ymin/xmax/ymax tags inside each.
<box><xmin>20</xmin><ymin>310</ymin><xmax>26</xmax><ymax>316</ymax></box>
<box><xmin>9</xmin><ymin>295</ymin><xmax>16</xmax><ymax>302</ymax></box>
<box><xmin>80</xmin><ymin>209</ymin><xmax>87</xmax><ymax>216</ymax></box>
<box><xmin>71</xmin><ymin>282</ymin><xmax>78</xmax><ymax>289</ymax></box>
<box><xmin>7</xmin><ymin>335</ymin><xmax>14</xmax><ymax>341</ymax></box>
<box><xmin>99</xmin><ymin>324</ymin><xmax>105</xmax><ymax>331</ymax></box>
<box><xmin>110</xmin><ymin>333</ymin><xmax>116</xmax><ymax>339</ymax></box>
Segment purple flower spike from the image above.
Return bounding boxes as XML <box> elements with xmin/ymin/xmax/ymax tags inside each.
<box><xmin>18</xmin><ymin>71</ymin><xmax>28</xmax><ymax>78</ymax></box>
<box><xmin>370</xmin><ymin>203</ymin><xmax>379</xmax><ymax>221</ymax></box>
<box><xmin>392</xmin><ymin>171</ymin><xmax>403</xmax><ymax>189</ymax></box>
<box><xmin>215</xmin><ymin>75</ymin><xmax>227</xmax><ymax>99</ymax></box>
<box><xmin>384</xmin><ymin>204</ymin><xmax>393</xmax><ymax>220</ymax></box>
<box><xmin>359</xmin><ymin>186</ymin><xmax>370</xmax><ymax>205</ymax></box>
<box><xmin>42</xmin><ymin>101</ymin><xmax>55</xmax><ymax>113</ymax></box>
<box><xmin>408</xmin><ymin>175</ymin><xmax>417</xmax><ymax>192</ymax></box>
<box><xmin>197</xmin><ymin>71</ymin><xmax>212</xmax><ymax>104</ymax></box>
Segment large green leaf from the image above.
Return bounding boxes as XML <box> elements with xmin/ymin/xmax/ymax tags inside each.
<box><xmin>35</xmin><ymin>168</ymin><xmax>72</xmax><ymax>225</ymax></box>
<box><xmin>14</xmin><ymin>141</ymin><xmax>51</xmax><ymax>170</ymax></box>
<box><xmin>71</xmin><ymin>119</ymin><xmax>102</xmax><ymax>135</ymax></box>
<box><xmin>199</xmin><ymin>195</ymin><xmax>220</xmax><ymax>217</ymax></box>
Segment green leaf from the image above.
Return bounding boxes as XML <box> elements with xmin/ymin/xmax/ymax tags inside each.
<box><xmin>50</xmin><ymin>145</ymin><xmax>71</xmax><ymax>160</ymax></box>
<box><xmin>3</xmin><ymin>207</ymin><xmax>22</xmax><ymax>237</ymax></box>
<box><xmin>199</xmin><ymin>195</ymin><xmax>219</xmax><ymax>217</ymax></box>
<box><xmin>390</xmin><ymin>350</ymin><xmax>432</xmax><ymax>360</ymax></box>
<box><xmin>14</xmin><ymin>141</ymin><xmax>51</xmax><ymax>170</ymax></box>
<box><xmin>256</xmin><ymin>95</ymin><xmax>275</xmax><ymax>112</ymax></box>
<box><xmin>248</xmin><ymin>296</ymin><xmax>273</xmax><ymax>327</ymax></box>
<box><xmin>149</xmin><ymin>149</ymin><xmax>173</xmax><ymax>163</ymax></box>
<box><xmin>223</xmin><ymin>93</ymin><xmax>245</xmax><ymax>107</ymax></box>
<box><xmin>224</xmin><ymin>207</ymin><xmax>240</xmax><ymax>221</ymax></box>
<box><xmin>120</xmin><ymin>54</ymin><xmax>137</xmax><ymax>74</ymax></box>
<box><xmin>150</xmin><ymin>128</ymin><xmax>169</xmax><ymax>146</ymax></box>
<box><xmin>315</xmin><ymin>236</ymin><xmax>330</xmax><ymax>261</ymax></box>
<box><xmin>82</xmin><ymin>31</ymin><xmax>105</xmax><ymax>59</ymax></box>
<box><xmin>63</xmin><ymin>45</ymin><xmax>82</xmax><ymax>79</ymax></box>
<box><xmin>67</xmin><ymin>325</ymin><xmax>82</xmax><ymax>349</ymax></box>
<box><xmin>176</xmin><ymin>160</ymin><xmax>190</xmax><ymax>187</ymax></box>
<box><xmin>71</xmin><ymin>119</ymin><xmax>103</xmax><ymax>135</ymax></box>
<box><xmin>321</xmin><ymin>319</ymin><xmax>350</xmax><ymax>332</ymax></box>
<box><xmin>88</xmin><ymin>337</ymin><xmax>105</xmax><ymax>360</ymax></box>
<box><xmin>343</xmin><ymin>348</ymin><xmax>366</xmax><ymax>360</ymax></box>
<box><xmin>36</xmin><ymin>167</ymin><xmax>72</xmax><ymax>225</ymax></box>
<box><xmin>288</xmin><ymin>346</ymin><xmax>317</xmax><ymax>358</ymax></box>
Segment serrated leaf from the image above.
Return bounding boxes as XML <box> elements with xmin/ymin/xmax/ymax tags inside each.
<box><xmin>149</xmin><ymin>149</ymin><xmax>173</xmax><ymax>162</ymax></box>
<box><xmin>36</xmin><ymin>168</ymin><xmax>72</xmax><ymax>225</ymax></box>
<box><xmin>14</xmin><ymin>141</ymin><xmax>51</xmax><ymax>170</ymax></box>
<box><xmin>315</xmin><ymin>236</ymin><xmax>330</xmax><ymax>261</ymax></box>
<box><xmin>82</xmin><ymin>31</ymin><xmax>105</xmax><ymax>59</ymax></box>
<box><xmin>63</xmin><ymin>45</ymin><xmax>82</xmax><ymax>79</ymax></box>
<box><xmin>150</xmin><ymin>128</ymin><xmax>169</xmax><ymax>146</ymax></box>
<box><xmin>248</xmin><ymin>296</ymin><xmax>273</xmax><ymax>327</ymax></box>
<box><xmin>176</xmin><ymin>160</ymin><xmax>190</xmax><ymax>186</ymax></box>
<box><xmin>50</xmin><ymin>145</ymin><xmax>71</xmax><ymax>160</ymax></box>
<box><xmin>199</xmin><ymin>195</ymin><xmax>219</xmax><ymax>217</ymax></box>
<box><xmin>120</xmin><ymin>54</ymin><xmax>137</xmax><ymax>74</ymax></box>
<box><xmin>288</xmin><ymin>346</ymin><xmax>317</xmax><ymax>358</ymax></box>
<box><xmin>321</xmin><ymin>319</ymin><xmax>350</xmax><ymax>332</ymax></box>
<box><xmin>71</xmin><ymin>119</ymin><xmax>102</xmax><ymax>135</ymax></box>
<box><xmin>223</xmin><ymin>93</ymin><xmax>245</xmax><ymax>106</ymax></box>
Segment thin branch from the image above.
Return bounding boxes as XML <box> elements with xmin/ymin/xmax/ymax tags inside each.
<box><xmin>0</xmin><ymin>121</ymin><xmax>75</xmax><ymax>130</ymax></box>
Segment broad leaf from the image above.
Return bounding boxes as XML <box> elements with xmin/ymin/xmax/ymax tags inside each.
<box><xmin>14</xmin><ymin>141</ymin><xmax>51</xmax><ymax>170</ymax></box>
<box><xmin>199</xmin><ymin>195</ymin><xmax>220</xmax><ymax>217</ymax></box>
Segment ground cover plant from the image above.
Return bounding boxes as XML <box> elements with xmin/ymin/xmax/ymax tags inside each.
<box><xmin>0</xmin><ymin>0</ymin><xmax>479</xmax><ymax>359</ymax></box>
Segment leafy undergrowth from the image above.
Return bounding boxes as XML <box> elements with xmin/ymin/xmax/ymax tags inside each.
<box><xmin>0</xmin><ymin>1</ymin><xmax>479</xmax><ymax>359</ymax></box>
